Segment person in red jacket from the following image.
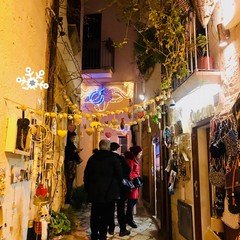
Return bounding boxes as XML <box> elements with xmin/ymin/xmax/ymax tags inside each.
<box><xmin>124</xmin><ymin>145</ymin><xmax>143</xmax><ymax>228</ymax></box>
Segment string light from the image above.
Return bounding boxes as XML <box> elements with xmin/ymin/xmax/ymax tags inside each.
<box><xmin>4</xmin><ymin>88</ymin><xmax>171</xmax><ymax>132</ymax></box>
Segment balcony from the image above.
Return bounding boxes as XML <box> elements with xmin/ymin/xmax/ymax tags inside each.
<box><xmin>172</xmin><ymin>15</ymin><xmax>221</xmax><ymax>98</ymax></box>
<box><xmin>172</xmin><ymin>55</ymin><xmax>221</xmax><ymax>100</ymax></box>
<box><xmin>82</xmin><ymin>38</ymin><xmax>115</xmax><ymax>79</ymax></box>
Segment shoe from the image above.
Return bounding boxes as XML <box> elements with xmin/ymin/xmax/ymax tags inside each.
<box><xmin>127</xmin><ymin>221</ymin><xmax>137</xmax><ymax>228</ymax></box>
<box><xmin>119</xmin><ymin>229</ymin><xmax>131</xmax><ymax>236</ymax></box>
<box><xmin>108</xmin><ymin>229</ymin><xmax>114</xmax><ymax>235</ymax></box>
<box><xmin>90</xmin><ymin>233</ymin><xmax>99</xmax><ymax>240</ymax></box>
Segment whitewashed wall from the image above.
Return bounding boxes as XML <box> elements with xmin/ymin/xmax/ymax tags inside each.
<box><xmin>0</xmin><ymin>1</ymin><xmax>53</xmax><ymax>239</ymax></box>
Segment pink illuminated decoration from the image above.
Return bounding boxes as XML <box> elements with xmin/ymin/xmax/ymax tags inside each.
<box><xmin>81</xmin><ymin>82</ymin><xmax>134</xmax><ymax>112</ymax></box>
<box><xmin>85</xmin><ymin>87</ymin><xmax>113</xmax><ymax>105</ymax></box>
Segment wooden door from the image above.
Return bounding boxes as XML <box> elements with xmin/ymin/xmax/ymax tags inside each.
<box><xmin>192</xmin><ymin>126</ymin><xmax>202</xmax><ymax>239</ymax></box>
<box><xmin>192</xmin><ymin>119</ymin><xmax>213</xmax><ymax>239</ymax></box>
<box><xmin>141</xmin><ymin>111</ymin><xmax>171</xmax><ymax>239</ymax></box>
<box><xmin>141</xmin><ymin>121</ymin><xmax>152</xmax><ymax>210</ymax></box>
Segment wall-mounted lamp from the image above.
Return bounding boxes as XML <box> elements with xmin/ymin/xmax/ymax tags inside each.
<box><xmin>217</xmin><ymin>23</ymin><xmax>230</xmax><ymax>47</ymax></box>
<box><xmin>139</xmin><ymin>94</ymin><xmax>145</xmax><ymax>101</ymax></box>
<box><xmin>169</xmin><ymin>98</ymin><xmax>176</xmax><ymax>108</ymax></box>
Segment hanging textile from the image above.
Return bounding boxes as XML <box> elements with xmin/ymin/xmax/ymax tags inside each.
<box><xmin>192</xmin><ymin>0</ymin><xmax>217</xmax><ymax>28</ymax></box>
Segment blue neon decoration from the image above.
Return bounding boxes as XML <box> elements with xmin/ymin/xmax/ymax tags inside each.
<box><xmin>85</xmin><ymin>87</ymin><xmax>113</xmax><ymax>105</ymax></box>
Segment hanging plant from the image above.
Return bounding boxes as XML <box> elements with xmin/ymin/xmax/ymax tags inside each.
<box><xmin>109</xmin><ymin>0</ymin><xmax>192</xmax><ymax>90</ymax></box>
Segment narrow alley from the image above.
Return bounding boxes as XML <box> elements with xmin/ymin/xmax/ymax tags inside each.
<box><xmin>57</xmin><ymin>202</ymin><xmax>166</xmax><ymax>240</ymax></box>
<box><xmin>1</xmin><ymin>1</ymin><xmax>240</xmax><ymax>239</ymax></box>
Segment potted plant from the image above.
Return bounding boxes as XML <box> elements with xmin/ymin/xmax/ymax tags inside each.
<box><xmin>49</xmin><ymin>210</ymin><xmax>71</xmax><ymax>237</ymax></box>
<box><xmin>196</xmin><ymin>33</ymin><xmax>213</xmax><ymax>69</ymax></box>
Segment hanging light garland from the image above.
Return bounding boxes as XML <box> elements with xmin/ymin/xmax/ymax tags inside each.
<box><xmin>4</xmin><ymin>89</ymin><xmax>172</xmax><ymax>135</ymax></box>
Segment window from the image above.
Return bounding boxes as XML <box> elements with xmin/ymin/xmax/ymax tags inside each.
<box><xmin>118</xmin><ymin>136</ymin><xmax>127</xmax><ymax>155</ymax></box>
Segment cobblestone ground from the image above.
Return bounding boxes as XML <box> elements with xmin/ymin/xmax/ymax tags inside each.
<box><xmin>52</xmin><ymin>202</ymin><xmax>164</xmax><ymax>240</ymax></box>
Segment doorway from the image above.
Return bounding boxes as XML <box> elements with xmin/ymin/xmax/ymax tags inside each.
<box><xmin>152</xmin><ymin>135</ymin><xmax>160</xmax><ymax>217</ymax></box>
<box><xmin>192</xmin><ymin>121</ymin><xmax>211</xmax><ymax>239</ymax></box>
<box><xmin>118</xmin><ymin>135</ymin><xmax>127</xmax><ymax>155</ymax></box>
<box><xmin>83</xmin><ymin>13</ymin><xmax>102</xmax><ymax>69</ymax></box>
<box><xmin>141</xmin><ymin>121</ymin><xmax>152</xmax><ymax>210</ymax></box>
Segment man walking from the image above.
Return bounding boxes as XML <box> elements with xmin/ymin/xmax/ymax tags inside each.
<box><xmin>109</xmin><ymin>142</ymin><xmax>131</xmax><ymax>237</ymax></box>
<box><xmin>84</xmin><ymin>139</ymin><xmax>123</xmax><ymax>240</ymax></box>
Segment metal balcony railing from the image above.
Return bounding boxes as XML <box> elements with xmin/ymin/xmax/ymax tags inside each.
<box><xmin>171</xmin><ymin>13</ymin><xmax>218</xmax><ymax>91</ymax></box>
<box><xmin>171</xmin><ymin>45</ymin><xmax>216</xmax><ymax>91</ymax></box>
<box><xmin>82</xmin><ymin>38</ymin><xmax>115</xmax><ymax>71</ymax></box>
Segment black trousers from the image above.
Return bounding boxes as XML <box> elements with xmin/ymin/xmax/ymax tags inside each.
<box><xmin>117</xmin><ymin>197</ymin><xmax>127</xmax><ymax>231</ymax></box>
<box><xmin>90</xmin><ymin>201</ymin><xmax>114</xmax><ymax>240</ymax></box>
<box><xmin>108</xmin><ymin>197</ymin><xmax>128</xmax><ymax>232</ymax></box>
<box><xmin>64</xmin><ymin>161</ymin><xmax>77</xmax><ymax>204</ymax></box>
<box><xmin>108</xmin><ymin>201</ymin><xmax>115</xmax><ymax>231</ymax></box>
<box><xmin>126</xmin><ymin>198</ymin><xmax>138</xmax><ymax>223</ymax></box>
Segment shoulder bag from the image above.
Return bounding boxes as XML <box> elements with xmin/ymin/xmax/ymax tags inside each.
<box><xmin>225</xmin><ymin>157</ymin><xmax>240</xmax><ymax>214</ymax></box>
<box><xmin>122</xmin><ymin>178</ymin><xmax>135</xmax><ymax>190</ymax></box>
<box><xmin>132</xmin><ymin>176</ymin><xmax>143</xmax><ymax>188</ymax></box>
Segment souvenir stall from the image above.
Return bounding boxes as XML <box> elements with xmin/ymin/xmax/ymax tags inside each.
<box><xmin>207</xmin><ymin>96</ymin><xmax>240</xmax><ymax>239</ymax></box>
<box><xmin>3</xmin><ymin>86</ymin><xmax>175</xmax><ymax>239</ymax></box>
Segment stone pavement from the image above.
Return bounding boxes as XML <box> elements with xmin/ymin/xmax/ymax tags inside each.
<box><xmin>54</xmin><ymin>202</ymin><xmax>164</xmax><ymax>240</ymax></box>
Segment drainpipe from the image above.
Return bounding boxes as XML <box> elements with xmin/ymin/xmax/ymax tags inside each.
<box><xmin>47</xmin><ymin>0</ymin><xmax>59</xmax><ymax>112</ymax></box>
<box><xmin>205</xmin><ymin>26</ymin><xmax>210</xmax><ymax>69</ymax></box>
<box><xmin>79</xmin><ymin>0</ymin><xmax>84</xmax><ymax>110</ymax></box>
<box><xmin>193</xmin><ymin>12</ymin><xmax>198</xmax><ymax>71</ymax></box>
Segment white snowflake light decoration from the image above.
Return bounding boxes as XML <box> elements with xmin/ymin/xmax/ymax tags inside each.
<box><xmin>16</xmin><ymin>67</ymin><xmax>49</xmax><ymax>90</ymax></box>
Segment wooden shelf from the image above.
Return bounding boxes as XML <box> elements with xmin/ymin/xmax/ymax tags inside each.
<box><xmin>5</xmin><ymin>117</ymin><xmax>30</xmax><ymax>156</ymax></box>
<box><xmin>13</xmin><ymin>149</ymin><xmax>30</xmax><ymax>156</ymax></box>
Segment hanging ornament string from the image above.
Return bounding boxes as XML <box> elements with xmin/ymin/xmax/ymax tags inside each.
<box><xmin>29</xmin><ymin>124</ymin><xmax>48</xmax><ymax>143</ymax></box>
<box><xmin>4</xmin><ymin>91</ymin><xmax>172</xmax><ymax>131</ymax></box>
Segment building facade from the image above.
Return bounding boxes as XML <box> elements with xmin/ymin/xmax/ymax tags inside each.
<box><xmin>0</xmin><ymin>0</ymin><xmax>239</xmax><ymax>239</ymax></box>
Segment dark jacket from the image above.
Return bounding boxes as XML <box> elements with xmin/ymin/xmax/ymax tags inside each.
<box><xmin>65</xmin><ymin>141</ymin><xmax>81</xmax><ymax>164</ymax></box>
<box><xmin>112</xmin><ymin>152</ymin><xmax>131</xmax><ymax>198</ymax></box>
<box><xmin>84</xmin><ymin>150</ymin><xmax>123</xmax><ymax>203</ymax></box>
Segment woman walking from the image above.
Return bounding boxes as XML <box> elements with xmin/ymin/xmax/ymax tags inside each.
<box><xmin>124</xmin><ymin>145</ymin><xmax>143</xmax><ymax>228</ymax></box>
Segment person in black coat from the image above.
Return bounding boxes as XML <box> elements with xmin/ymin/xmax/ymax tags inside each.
<box><xmin>107</xmin><ymin>142</ymin><xmax>131</xmax><ymax>237</ymax></box>
<box><xmin>64</xmin><ymin>131</ymin><xmax>82</xmax><ymax>204</ymax></box>
<box><xmin>84</xmin><ymin>139</ymin><xmax>123</xmax><ymax>240</ymax></box>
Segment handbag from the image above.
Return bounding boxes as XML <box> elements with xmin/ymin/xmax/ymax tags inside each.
<box><xmin>132</xmin><ymin>176</ymin><xmax>143</xmax><ymax>188</ymax></box>
<box><xmin>209</xmin><ymin>140</ymin><xmax>226</xmax><ymax>159</ymax></box>
<box><xmin>209</xmin><ymin>164</ymin><xmax>225</xmax><ymax>188</ymax></box>
<box><xmin>214</xmin><ymin>192</ymin><xmax>224</xmax><ymax>217</ymax></box>
<box><xmin>225</xmin><ymin>160</ymin><xmax>240</xmax><ymax>214</ymax></box>
<box><xmin>16</xmin><ymin>117</ymin><xmax>30</xmax><ymax>151</ymax></box>
<box><xmin>221</xmin><ymin>196</ymin><xmax>239</xmax><ymax>229</ymax></box>
<box><xmin>122</xmin><ymin>178</ymin><xmax>135</xmax><ymax>190</ymax></box>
